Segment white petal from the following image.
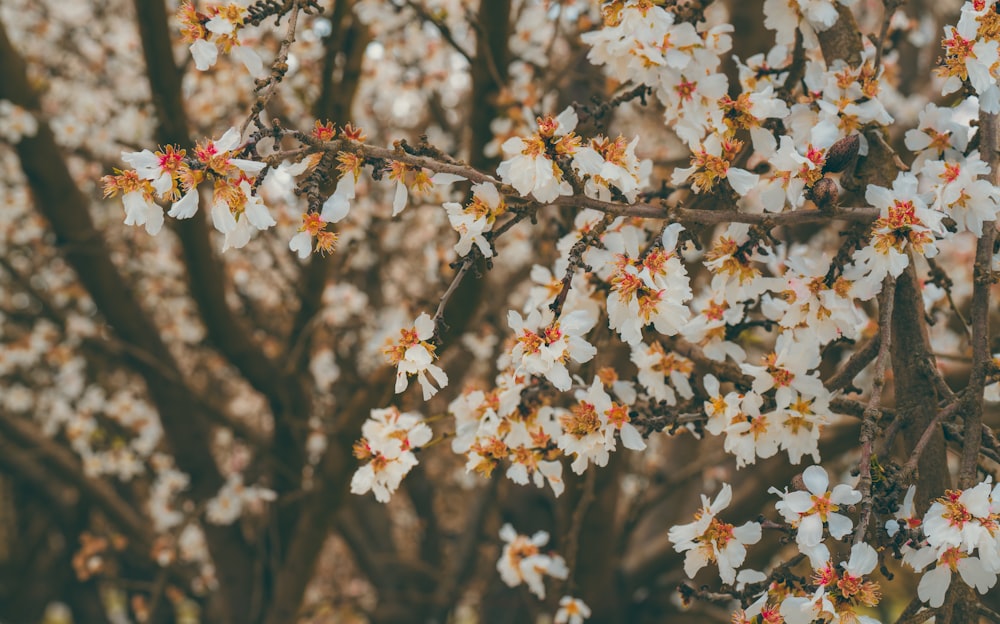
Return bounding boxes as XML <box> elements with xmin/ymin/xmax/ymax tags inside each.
<box><xmin>392</xmin><ymin>182</ymin><xmax>408</xmax><ymax>216</ymax></box>
<box><xmin>779</xmin><ymin>597</ymin><xmax>817</xmax><ymax>624</ymax></box>
<box><xmin>394</xmin><ymin>370</ymin><xmax>409</xmax><ymax>394</ymax></box>
<box><xmin>472</xmin><ymin>182</ymin><xmax>501</xmax><ymax>207</ymax></box>
<box><xmin>555</xmin><ymin>107</ymin><xmax>578</xmax><ymax>134</ymax></box>
<box><xmin>205</xmin><ymin>15</ymin><xmax>235</xmax><ymax>35</ymax></box>
<box><xmin>499</xmin><ymin>524</ymin><xmax>517</xmax><ymax>542</ymax></box>
<box><xmin>547</xmin><ymin>365</ymin><xmax>572</xmax><ymax>391</ymax></box>
<box><xmin>222</xmin><ymin>218</ymin><xmax>253</xmax><ymax>251</ymax></box>
<box><xmin>151</xmin><ymin>172</ymin><xmax>173</xmax><ymax>198</ymax></box>
<box><xmin>121</xmin><ymin>149</ymin><xmax>158</xmax><ymax>172</ymax></box>
<box><xmin>661</xmin><ymin>223</ymin><xmax>684</xmax><ymax>252</ymax></box>
<box><xmin>845</xmin><ymin>542</ymin><xmax>878</xmax><ymax>576</ymax></box>
<box><xmin>430</xmin><ymin>172</ymin><xmax>465</xmax><ymax>185</ymax></box>
<box><xmin>211</xmin><ymin>201</ymin><xmax>237</xmax><ymax>234</ymax></box>
<box><xmin>865</xmin><ymin>184</ymin><xmax>894</xmax><ymax>210</ymax></box>
<box><xmin>404</xmin><ymin>344</ymin><xmax>433</xmax><ymax>367</ymax></box>
<box><xmin>918</xmin><ymin>565</ymin><xmax>951</xmax><ymax>607</ymax></box>
<box><xmin>215</xmin><ymin>128</ymin><xmax>242</xmax><ymax>153</ymax></box>
<box><xmin>831</xmin><ymin>483</ymin><xmax>862</xmax><ymax>505</ymax></box>
<box><xmin>245</xmin><ymin>198</ymin><xmax>276</xmax><ymax>230</ymax></box>
<box><xmin>230</xmin><ymin>158</ymin><xmax>267</xmax><ymax>174</ymax></box>
<box><xmin>683</xmin><ymin>547</ymin><xmax>711</xmax><ymax>579</ymax></box>
<box><xmin>827</xmin><ymin>512</ymin><xmax>853</xmax><ymax>540</ymax></box>
<box><xmin>797</xmin><ymin>513</ymin><xmax>824</xmax><ymax>547</ymax></box>
<box><xmin>733</xmin><ymin>521</ymin><xmax>762</xmax><ymax>545</ymax></box>
<box><xmin>426</xmin><ymin>364</ymin><xmax>448</xmax><ymax>388</ymax></box>
<box><xmin>321</xmin><ymin>192</ymin><xmax>351</xmax><ymax>223</ymax></box>
<box><xmin>750</xmin><ymin>126</ymin><xmax>777</xmax><ymax>159</ymax></box>
<box><xmin>957</xmin><ymin>557</ymin><xmax>997</xmax><ymax>594</ymax></box>
<box><xmin>232</xmin><ymin>45</ymin><xmax>266</xmax><ymax>79</ymax></box>
<box><xmin>713</xmin><ymin>483</ymin><xmax>734</xmax><ymax>511</ymax></box>
<box><xmin>144</xmin><ymin>206</ymin><xmax>165</xmax><ymax>235</ymax></box>
<box><xmin>190</xmin><ymin>39</ymin><xmax>218</xmax><ymax>71</ymax></box>
<box><xmin>414</xmin><ymin>313</ymin><xmax>435</xmax><ymax>339</ymax></box>
<box><xmin>802</xmin><ymin>465</ymin><xmax>829</xmax><ymax>494</ymax></box>
<box><xmin>288</xmin><ymin>231</ymin><xmax>312</xmax><ymax>258</ymax></box>
<box><xmin>122</xmin><ymin>191</ymin><xmax>148</xmax><ymax>226</ymax></box>
<box><xmin>727</xmin><ymin>168</ymin><xmax>759</xmax><ymax>196</ymax></box>
<box><xmin>620</xmin><ymin>423</ymin><xmax>646</xmax><ymax>451</ymax></box>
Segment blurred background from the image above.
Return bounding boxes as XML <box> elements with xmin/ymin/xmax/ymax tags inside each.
<box><xmin>0</xmin><ymin>0</ymin><xmax>997</xmax><ymax>623</ymax></box>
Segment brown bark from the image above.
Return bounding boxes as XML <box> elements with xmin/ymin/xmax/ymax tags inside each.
<box><xmin>572</xmin><ymin>452</ymin><xmax>625</xmax><ymax>624</ymax></box>
<box><xmin>0</xmin><ymin>18</ymin><xmax>257</xmax><ymax>624</ymax></box>
<box><xmin>262</xmin><ymin>367</ymin><xmax>394</xmax><ymax>624</ymax></box>
<box><xmin>267</xmin><ymin>0</ymin><xmax>371</xmax><ymax>576</ymax></box>
<box><xmin>0</xmin><ymin>460</ymin><xmax>109</xmax><ymax>624</ymax></box>
<box><xmin>467</xmin><ymin>0</ymin><xmax>511</xmax><ymax>172</ymax></box>
<box><xmin>132</xmin><ymin>0</ymin><xmax>284</xmax><ymax>405</ymax></box>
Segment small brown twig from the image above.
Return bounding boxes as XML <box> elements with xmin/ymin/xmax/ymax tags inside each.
<box><xmin>403</xmin><ymin>0</ymin><xmax>475</xmax><ymax>65</ymax></box>
<box><xmin>901</xmin><ymin>399</ymin><xmax>962</xmax><ymax>481</ymax></box>
<box><xmin>825</xmin><ymin>333</ymin><xmax>880</xmax><ymax>393</ymax></box>
<box><xmin>549</xmin><ymin>215</ymin><xmax>614</xmax><ymax>317</ymax></box>
<box><xmin>873</xmin><ymin>0</ymin><xmax>905</xmax><ymax>73</ymax></box>
<box><xmin>564</xmin><ymin>467</ymin><xmax>597</xmax><ymax>590</ymax></box>
<box><xmin>958</xmin><ymin>110</ymin><xmax>999</xmax><ymax>489</ymax></box>
<box><xmin>433</xmin><ymin>256</ymin><xmax>476</xmax><ymax>338</ymax></box>
<box><xmin>854</xmin><ymin>276</ymin><xmax>894</xmax><ymax>545</ymax></box>
<box><xmin>240</xmin><ymin>0</ymin><xmax>302</xmax><ymax>137</ymax></box>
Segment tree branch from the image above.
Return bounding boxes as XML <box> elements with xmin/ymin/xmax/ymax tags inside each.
<box><xmin>958</xmin><ymin>110</ymin><xmax>998</xmax><ymax>489</ymax></box>
<box><xmin>132</xmin><ymin>0</ymin><xmax>286</xmax><ymax>407</ymax></box>
<box><xmin>854</xmin><ymin>278</ymin><xmax>894</xmax><ymax>545</ymax></box>
<box><xmin>0</xmin><ymin>21</ymin><xmax>257</xmax><ymax>623</ymax></box>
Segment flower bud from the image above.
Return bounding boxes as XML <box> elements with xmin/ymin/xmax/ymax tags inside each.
<box><xmin>809</xmin><ymin>177</ymin><xmax>839</xmax><ymax>209</ymax></box>
<box><xmin>822</xmin><ymin>134</ymin><xmax>860</xmax><ymax>174</ymax></box>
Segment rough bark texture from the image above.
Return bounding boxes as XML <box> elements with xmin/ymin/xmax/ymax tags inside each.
<box><xmin>0</xmin><ymin>15</ymin><xmax>261</xmax><ymax>624</ymax></box>
<box><xmin>892</xmin><ymin>264</ymin><xmax>950</xmax><ymax>509</ymax></box>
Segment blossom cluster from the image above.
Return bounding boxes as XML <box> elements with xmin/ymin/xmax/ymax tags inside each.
<box><xmin>0</xmin><ymin>99</ymin><xmax>37</xmax><ymax>143</ymax></box>
<box><xmin>678</xmin><ymin>473</ymin><xmax>1000</xmax><ymax>622</ymax></box>
<box><xmin>668</xmin><ymin>483</ymin><xmax>762</xmax><ymax>584</ymax></box>
<box><xmin>449</xmin><ymin>373</ymin><xmax>567</xmax><ymax>496</ymax></box>
<box><xmin>495</xmin><ymin>524</ymin><xmax>568</xmax><ymax>599</ymax></box>
<box><xmin>102</xmin><ymin>128</ymin><xmax>272</xmax><ymax>247</ymax></box>
<box><xmin>444</xmin><ymin>181</ymin><xmax>505</xmax><ymax>258</ymax></box>
<box><xmin>178</xmin><ymin>0</ymin><xmax>265</xmax><ymax>77</ymax></box>
<box><xmin>583</xmin><ymin>1</ymin><xmax>736</xmax><ymax>147</ymax></box>
<box><xmin>893</xmin><ymin>482</ymin><xmax>1000</xmax><ymax>607</ymax></box>
<box><xmin>382</xmin><ymin>312</ymin><xmax>448</xmax><ymax>400</ymax></box>
<box><xmin>350</xmin><ymin>407</ymin><xmax>433</xmax><ymax>503</ymax></box>
<box><xmin>497</xmin><ymin>106</ymin><xmax>650</xmax><ymax>204</ymax></box>
<box><xmin>672</xmin><ymin>469</ymin><xmax>880</xmax><ymax>624</ymax></box>
<box><xmin>66</xmin><ymin>0</ymin><xmax>1000</xmax><ymax>616</ymax></box>
<box><xmin>938</xmin><ymin>0</ymin><xmax>1000</xmax><ymax>111</ymax></box>
<box><xmin>778</xmin><ymin>542</ymin><xmax>883</xmax><ymax>624</ymax></box>
<box><xmin>771</xmin><ymin>465</ymin><xmax>862</xmax><ymax>566</ymax></box>
<box><xmin>205</xmin><ymin>473</ymin><xmax>277</xmax><ymax>525</ymax></box>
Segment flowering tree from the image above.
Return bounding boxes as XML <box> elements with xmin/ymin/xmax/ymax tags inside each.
<box><xmin>1</xmin><ymin>0</ymin><xmax>1000</xmax><ymax>623</ymax></box>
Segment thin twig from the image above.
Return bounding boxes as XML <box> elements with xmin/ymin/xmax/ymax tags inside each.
<box><xmin>854</xmin><ymin>277</ymin><xmax>894</xmax><ymax>545</ymax></box>
<box><xmin>240</xmin><ymin>0</ymin><xmax>302</xmax><ymax>137</ymax></box>
<box><xmin>926</xmin><ymin>256</ymin><xmax>972</xmax><ymax>341</ymax></box>
<box><xmin>958</xmin><ymin>110</ymin><xmax>998</xmax><ymax>488</ymax></box>
<box><xmin>466</xmin><ymin>8</ymin><xmax>506</xmax><ymax>89</ymax></box>
<box><xmin>403</xmin><ymin>0</ymin><xmax>475</xmax><ymax>65</ymax></box>
<box><xmin>873</xmin><ymin>0</ymin><xmax>904</xmax><ymax>74</ymax></box>
<box><xmin>564</xmin><ymin>468</ymin><xmax>597</xmax><ymax>590</ymax></box>
<box><xmin>902</xmin><ymin>399</ymin><xmax>962</xmax><ymax>480</ymax></box>
<box><xmin>283</xmin><ymin>127</ymin><xmax>882</xmax><ymax>224</ymax></box>
<box><xmin>550</xmin><ymin>215</ymin><xmax>613</xmax><ymax>317</ymax></box>
<box><xmin>825</xmin><ymin>334</ymin><xmax>880</xmax><ymax>393</ymax></box>
<box><xmin>978</xmin><ymin>603</ymin><xmax>1000</xmax><ymax>623</ymax></box>
<box><xmin>432</xmin><ymin>257</ymin><xmax>475</xmax><ymax>338</ymax></box>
